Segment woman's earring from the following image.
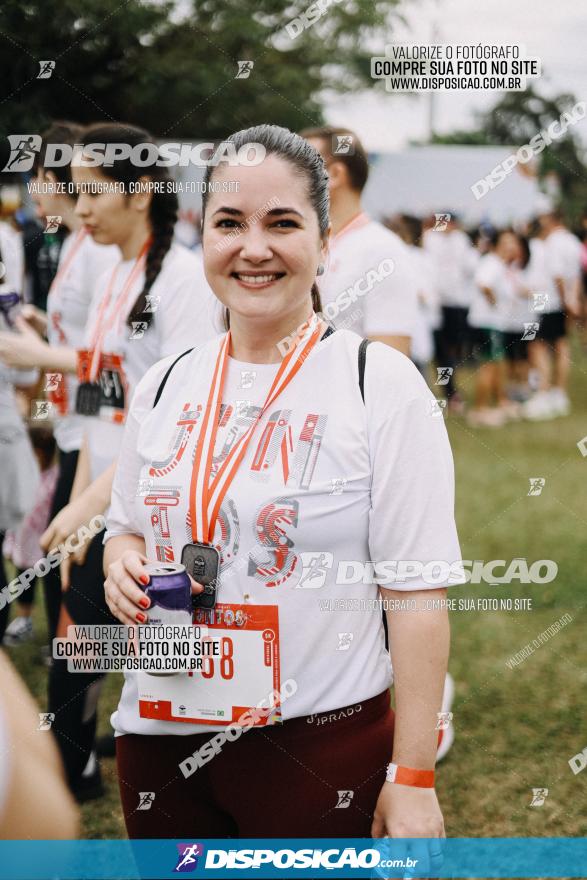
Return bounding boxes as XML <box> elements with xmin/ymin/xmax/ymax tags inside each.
<box><xmin>316</xmin><ymin>263</ymin><xmax>325</xmax><ymax>276</ymax></box>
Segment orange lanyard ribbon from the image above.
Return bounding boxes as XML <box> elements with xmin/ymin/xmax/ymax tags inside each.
<box><xmin>86</xmin><ymin>239</ymin><xmax>150</xmax><ymax>382</ymax></box>
<box><xmin>188</xmin><ymin>313</ymin><xmax>322</xmax><ymax>544</ymax></box>
<box><xmin>49</xmin><ymin>228</ymin><xmax>87</xmax><ymax>303</ymax></box>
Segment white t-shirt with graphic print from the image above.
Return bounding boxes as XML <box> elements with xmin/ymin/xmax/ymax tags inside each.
<box><xmin>105</xmin><ymin>328</ymin><xmax>464</xmax><ymax>736</ymax></box>
<box><xmin>82</xmin><ymin>243</ymin><xmax>218</xmax><ymax>482</ymax></box>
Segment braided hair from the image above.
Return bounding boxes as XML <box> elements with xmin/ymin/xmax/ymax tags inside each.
<box><xmin>78</xmin><ymin>123</ymin><xmax>178</xmax><ymax>331</ymax></box>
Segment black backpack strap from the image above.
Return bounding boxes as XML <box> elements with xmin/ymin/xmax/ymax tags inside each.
<box><xmin>152</xmin><ymin>348</ymin><xmax>193</xmax><ymax>408</ymax></box>
<box><xmin>358</xmin><ymin>338</ymin><xmax>371</xmax><ymax>403</ymax></box>
<box><xmin>358</xmin><ymin>338</ymin><xmax>386</xmax><ymax>646</ymax></box>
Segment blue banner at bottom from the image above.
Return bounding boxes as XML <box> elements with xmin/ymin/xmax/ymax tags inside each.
<box><xmin>0</xmin><ymin>838</ymin><xmax>586</xmax><ymax>879</ymax></box>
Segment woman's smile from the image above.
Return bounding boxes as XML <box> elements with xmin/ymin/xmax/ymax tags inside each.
<box><xmin>230</xmin><ymin>270</ymin><xmax>286</xmax><ymax>290</ymax></box>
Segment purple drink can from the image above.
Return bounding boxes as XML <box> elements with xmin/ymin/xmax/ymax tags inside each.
<box><xmin>139</xmin><ymin>563</ymin><xmax>192</xmax><ymax>676</ymax></box>
<box><xmin>0</xmin><ymin>290</ymin><xmax>21</xmax><ymax>329</ymax></box>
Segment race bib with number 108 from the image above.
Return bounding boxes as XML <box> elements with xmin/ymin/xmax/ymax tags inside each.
<box><xmin>137</xmin><ymin>603</ymin><xmax>281</xmax><ymax>726</ymax></box>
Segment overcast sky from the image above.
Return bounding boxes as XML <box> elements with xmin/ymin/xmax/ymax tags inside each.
<box><xmin>323</xmin><ymin>0</ymin><xmax>586</xmax><ymax>150</ymax></box>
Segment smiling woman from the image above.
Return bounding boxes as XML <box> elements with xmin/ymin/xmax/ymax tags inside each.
<box><xmin>199</xmin><ymin>125</ymin><xmax>328</xmax><ymax>346</ymax></box>
<box><xmin>102</xmin><ymin>124</ymin><xmax>463</xmax><ymax>860</ymax></box>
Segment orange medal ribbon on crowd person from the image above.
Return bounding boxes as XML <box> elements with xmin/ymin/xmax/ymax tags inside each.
<box><xmin>181</xmin><ymin>312</ymin><xmax>323</xmax><ymax>608</ymax></box>
<box><xmin>48</xmin><ymin>227</ymin><xmax>88</xmax><ymax>303</ymax></box>
<box><xmin>45</xmin><ymin>227</ymin><xmax>88</xmax><ymax>414</ymax></box>
<box><xmin>75</xmin><ymin>237</ymin><xmax>151</xmax><ymax>416</ymax></box>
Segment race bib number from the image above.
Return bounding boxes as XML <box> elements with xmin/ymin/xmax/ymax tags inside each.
<box><xmin>137</xmin><ymin>604</ymin><xmax>281</xmax><ymax>726</ymax></box>
<box><xmin>76</xmin><ymin>350</ymin><xmax>128</xmax><ymax>423</ymax></box>
<box><xmin>99</xmin><ymin>353</ymin><xmax>127</xmax><ymax>423</ymax></box>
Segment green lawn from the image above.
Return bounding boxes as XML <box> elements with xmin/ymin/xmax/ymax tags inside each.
<box><xmin>4</xmin><ymin>352</ymin><xmax>587</xmax><ymax>840</ymax></box>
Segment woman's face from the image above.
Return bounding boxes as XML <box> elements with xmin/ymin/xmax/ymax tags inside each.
<box><xmin>72</xmin><ymin>163</ymin><xmax>145</xmax><ymax>246</ymax></box>
<box><xmin>497</xmin><ymin>232</ymin><xmax>518</xmax><ymax>263</ymax></box>
<box><xmin>202</xmin><ymin>154</ymin><xmax>327</xmax><ymax>326</ymax></box>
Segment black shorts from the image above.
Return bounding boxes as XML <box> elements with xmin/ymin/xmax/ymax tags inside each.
<box><xmin>440</xmin><ymin>306</ymin><xmax>469</xmax><ymax>346</ymax></box>
<box><xmin>63</xmin><ymin>529</ymin><xmax>117</xmax><ymax>626</ymax></box>
<box><xmin>470</xmin><ymin>327</ymin><xmax>505</xmax><ymax>362</ymax></box>
<box><xmin>503</xmin><ymin>332</ymin><xmax>529</xmax><ymax>362</ymax></box>
<box><xmin>537</xmin><ymin>311</ymin><xmax>566</xmax><ymax>343</ymax></box>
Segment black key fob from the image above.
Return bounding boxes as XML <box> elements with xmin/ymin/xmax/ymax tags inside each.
<box><xmin>75</xmin><ymin>381</ymin><xmax>102</xmax><ymax>415</ymax></box>
<box><xmin>181</xmin><ymin>542</ymin><xmax>221</xmax><ymax>609</ymax></box>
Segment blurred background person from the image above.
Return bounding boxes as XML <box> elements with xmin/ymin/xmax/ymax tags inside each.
<box><xmin>3</xmin><ymin>428</ymin><xmax>58</xmax><ymax>645</ymax></box>
<box><xmin>0</xmin><ymin>122</ymin><xmax>118</xmax><ymax>648</ymax></box>
<box><xmin>43</xmin><ymin>121</ymin><xmax>217</xmax><ymax>803</ymax></box>
<box><xmin>301</xmin><ymin>126</ymin><xmax>419</xmax><ymax>358</ymax></box>
<box><xmin>0</xmin><ymin>649</ymin><xmax>78</xmax><ymax>838</ymax></box>
<box><xmin>387</xmin><ymin>213</ymin><xmax>440</xmax><ymax>376</ymax></box>
<box><xmin>0</xmin><ymin>264</ymin><xmax>40</xmax><ymax>644</ymax></box>
<box><xmin>524</xmin><ymin>209</ymin><xmax>582</xmax><ymax>419</ymax></box>
<box><xmin>467</xmin><ymin>230</ymin><xmax>519</xmax><ymax>427</ymax></box>
<box><xmin>500</xmin><ymin>232</ymin><xmax>533</xmax><ymax>410</ymax></box>
<box><xmin>423</xmin><ymin>212</ymin><xmax>478</xmax><ymax>413</ymax></box>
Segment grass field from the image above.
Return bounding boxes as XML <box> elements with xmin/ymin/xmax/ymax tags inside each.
<box><xmin>4</xmin><ymin>350</ymin><xmax>587</xmax><ymax>841</ymax></box>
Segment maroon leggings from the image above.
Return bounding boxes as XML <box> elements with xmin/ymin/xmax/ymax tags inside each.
<box><xmin>116</xmin><ymin>689</ymin><xmax>394</xmax><ymax>838</ymax></box>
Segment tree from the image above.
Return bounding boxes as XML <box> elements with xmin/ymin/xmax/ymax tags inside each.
<box><xmin>0</xmin><ymin>0</ymin><xmax>403</xmax><ymax>139</ymax></box>
<box><xmin>429</xmin><ymin>87</ymin><xmax>587</xmax><ymax>225</ymax></box>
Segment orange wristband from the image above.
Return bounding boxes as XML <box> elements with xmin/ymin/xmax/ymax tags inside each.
<box><xmin>386</xmin><ymin>762</ymin><xmax>435</xmax><ymax>788</ymax></box>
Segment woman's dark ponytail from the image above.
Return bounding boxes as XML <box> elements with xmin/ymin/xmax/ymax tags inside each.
<box><xmin>311</xmin><ymin>282</ymin><xmax>322</xmax><ymax>314</ymax></box>
<box><xmin>128</xmin><ymin>188</ymin><xmax>177</xmax><ymax>328</ymax></box>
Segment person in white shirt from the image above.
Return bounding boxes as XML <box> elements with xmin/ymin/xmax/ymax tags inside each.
<box><xmin>500</xmin><ymin>233</ymin><xmax>534</xmax><ymax>404</ymax></box>
<box><xmin>524</xmin><ymin>210</ymin><xmax>582</xmax><ymax>419</ymax></box>
<box><xmin>423</xmin><ymin>215</ymin><xmax>479</xmax><ymax>411</ymax></box>
<box><xmin>388</xmin><ymin>214</ymin><xmax>440</xmax><ymax>375</ymax></box>
<box><xmin>103</xmin><ymin>124</ymin><xmax>463</xmax><ymax>854</ymax></box>
<box><xmin>300</xmin><ymin>126</ymin><xmax>419</xmax><ymax>358</ymax></box>
<box><xmin>0</xmin><ymin>122</ymin><xmax>119</xmax><ymax>646</ymax></box>
<box><xmin>43</xmin><ymin>122</ymin><xmax>217</xmax><ymax>803</ymax></box>
<box><xmin>467</xmin><ymin>230</ymin><xmax>521</xmax><ymax>427</ymax></box>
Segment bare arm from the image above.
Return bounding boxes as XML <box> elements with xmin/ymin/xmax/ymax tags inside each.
<box><xmin>40</xmin><ymin>451</ymin><xmax>118</xmax><ymax>589</ymax></box>
<box><xmin>386</xmin><ymin>588</ymin><xmax>449</xmax><ymax>770</ymax></box>
<box><xmin>0</xmin><ymin>315</ymin><xmax>77</xmax><ymax>372</ymax></box>
<box><xmin>480</xmin><ymin>285</ymin><xmax>496</xmax><ymax>306</ymax></box>
<box><xmin>371</xmin><ymin>589</ymin><xmax>449</xmax><ymax>845</ymax></box>
<box><xmin>0</xmin><ymin>651</ymin><xmax>79</xmax><ymax>839</ymax></box>
<box><xmin>69</xmin><ymin>434</ymin><xmax>91</xmax><ymax>502</ymax></box>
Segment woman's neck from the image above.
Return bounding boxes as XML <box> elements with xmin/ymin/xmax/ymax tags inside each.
<box><xmin>228</xmin><ymin>300</ymin><xmax>318</xmax><ymax>364</ymax></box>
<box><xmin>118</xmin><ymin>219</ymin><xmax>152</xmax><ymax>261</ymax></box>
<box><xmin>329</xmin><ymin>191</ymin><xmax>363</xmax><ymax>237</ymax></box>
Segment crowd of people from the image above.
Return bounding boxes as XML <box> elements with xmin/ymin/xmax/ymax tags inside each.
<box><xmin>388</xmin><ymin>208</ymin><xmax>584</xmax><ymax>427</ymax></box>
<box><xmin>0</xmin><ymin>119</ymin><xmax>584</xmax><ymax>844</ymax></box>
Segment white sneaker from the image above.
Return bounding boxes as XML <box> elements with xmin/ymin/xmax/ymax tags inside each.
<box><xmin>3</xmin><ymin>616</ymin><xmax>33</xmax><ymax>646</ymax></box>
<box><xmin>436</xmin><ymin>672</ymin><xmax>455</xmax><ymax>763</ymax></box>
<box><xmin>548</xmin><ymin>388</ymin><xmax>571</xmax><ymax>417</ymax></box>
<box><xmin>523</xmin><ymin>391</ymin><xmax>557</xmax><ymax>421</ymax></box>
<box><xmin>499</xmin><ymin>400</ymin><xmax>523</xmax><ymax>421</ymax></box>
<box><xmin>467</xmin><ymin>407</ymin><xmax>506</xmax><ymax>428</ymax></box>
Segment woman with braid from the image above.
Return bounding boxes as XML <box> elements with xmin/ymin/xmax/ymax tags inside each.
<box><xmin>45</xmin><ymin>123</ymin><xmax>217</xmax><ymax>800</ymax></box>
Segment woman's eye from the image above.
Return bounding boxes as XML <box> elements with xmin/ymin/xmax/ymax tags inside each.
<box><xmin>216</xmin><ymin>218</ymin><xmax>241</xmax><ymax>229</ymax></box>
<box><xmin>271</xmin><ymin>219</ymin><xmax>299</xmax><ymax>229</ymax></box>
